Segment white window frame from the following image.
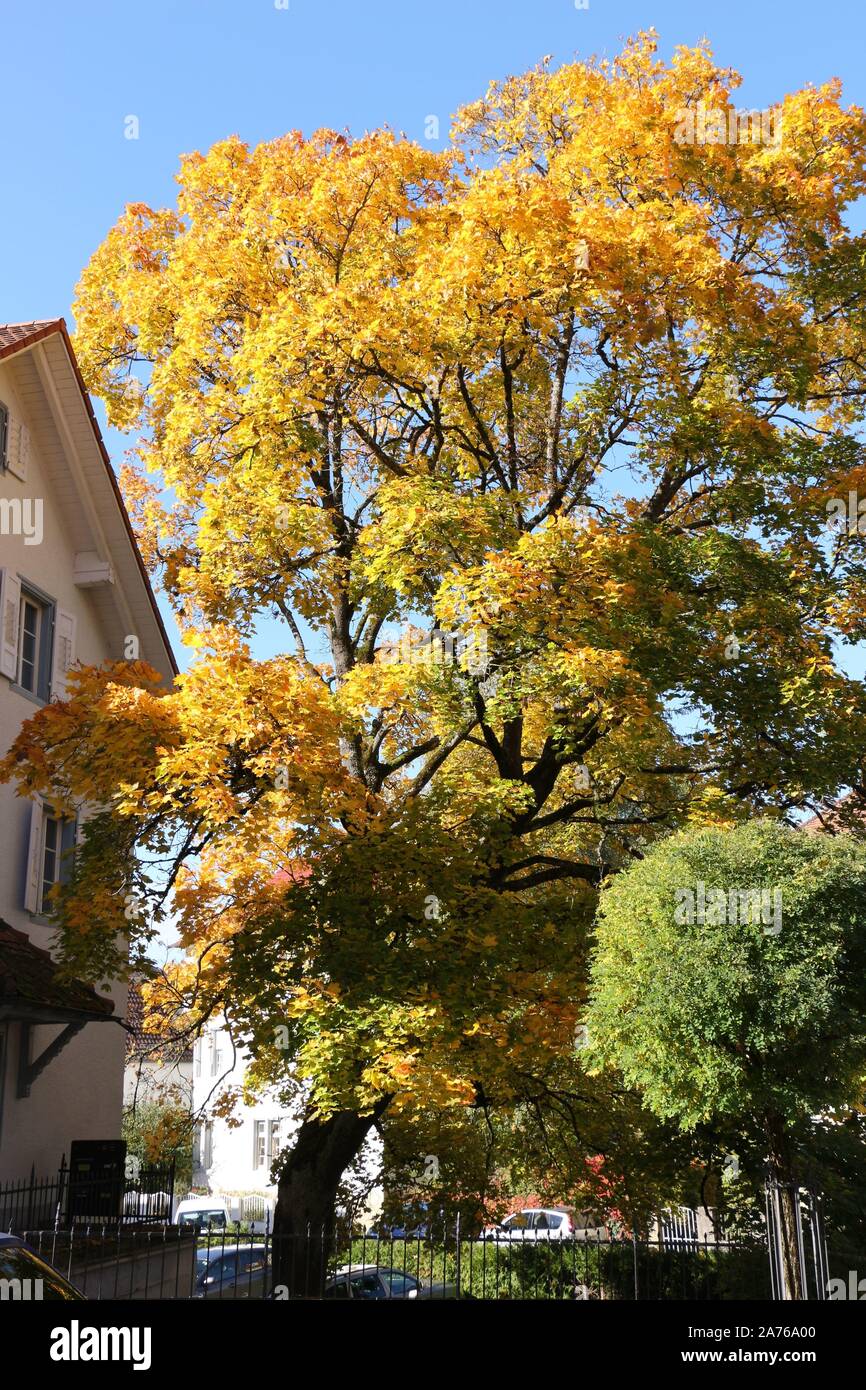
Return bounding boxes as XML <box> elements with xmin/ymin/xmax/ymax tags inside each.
<box><xmin>0</xmin><ymin>571</ymin><xmax>74</xmax><ymax>704</ymax></box>
<box><xmin>267</xmin><ymin>1119</ymin><xmax>282</xmax><ymax>1164</ymax></box>
<box><xmin>24</xmin><ymin>798</ymin><xmax>78</xmax><ymax>916</ymax></box>
<box><xmin>253</xmin><ymin>1120</ymin><xmax>267</xmax><ymax>1170</ymax></box>
<box><xmin>17</xmin><ymin>592</ymin><xmax>43</xmax><ymax>693</ymax></box>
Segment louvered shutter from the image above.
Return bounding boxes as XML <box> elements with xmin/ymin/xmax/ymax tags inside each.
<box><xmin>0</xmin><ymin>568</ymin><xmax>21</xmax><ymax>679</ymax></box>
<box><xmin>51</xmin><ymin>608</ymin><xmax>77</xmax><ymax>699</ymax></box>
<box><xmin>7</xmin><ymin>418</ymin><xmax>30</xmax><ymax>481</ymax></box>
<box><xmin>24</xmin><ymin>799</ymin><xmax>44</xmax><ymax>913</ymax></box>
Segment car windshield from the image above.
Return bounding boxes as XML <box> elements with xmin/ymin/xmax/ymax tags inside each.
<box><xmin>181</xmin><ymin>1211</ymin><xmax>224</xmax><ymax>1227</ymax></box>
<box><xmin>0</xmin><ymin>1244</ymin><xmax>82</xmax><ymax>1300</ymax></box>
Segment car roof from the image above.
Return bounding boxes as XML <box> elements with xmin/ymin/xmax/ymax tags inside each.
<box><xmin>197</xmin><ymin>1243</ymin><xmax>266</xmax><ymax>1258</ymax></box>
<box><xmin>0</xmin><ymin>1233</ymin><xmax>23</xmax><ymax>1246</ymax></box>
<box><xmin>515</xmin><ymin>1207</ymin><xmax>568</xmax><ymax>1215</ymax></box>
<box><xmin>333</xmin><ymin>1264</ymin><xmax>414</xmax><ymax>1277</ymax></box>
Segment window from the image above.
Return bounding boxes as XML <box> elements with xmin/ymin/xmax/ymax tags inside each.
<box><xmin>350</xmin><ymin>1272</ymin><xmax>384</xmax><ymax>1300</ymax></box>
<box><xmin>210</xmin><ymin>1032</ymin><xmax>223</xmax><ymax>1076</ymax></box>
<box><xmin>216</xmin><ymin>1254</ymin><xmax>237</xmax><ymax>1283</ymax></box>
<box><xmin>15</xmin><ymin>588</ymin><xmax>53</xmax><ymax>700</ymax></box>
<box><xmin>380</xmin><ymin>1271</ymin><xmax>419</xmax><ymax>1297</ymax></box>
<box><xmin>267</xmin><ymin>1120</ymin><xmax>282</xmax><ymax>1164</ymax></box>
<box><xmin>194</xmin><ymin>1041</ymin><xmax>202</xmax><ymax>1078</ymax></box>
<box><xmin>201</xmin><ymin>1121</ymin><xmax>213</xmax><ymax>1169</ymax></box>
<box><xmin>503</xmin><ymin>1212</ymin><xmax>529</xmax><ymax>1231</ymax></box>
<box><xmin>1</xmin><ymin>573</ymin><xmax>77</xmax><ymax>701</ymax></box>
<box><xmin>18</xmin><ymin>595</ymin><xmax>40</xmax><ymax>691</ymax></box>
<box><xmin>239</xmin><ymin>1248</ymin><xmax>266</xmax><ymax>1275</ymax></box>
<box><xmin>533</xmin><ymin>1212</ymin><xmax>549</xmax><ymax>1231</ymax></box>
<box><xmin>0</xmin><ymin>402</ymin><xmax>8</xmax><ymax>470</ymax></box>
<box><xmin>253</xmin><ymin>1120</ymin><xmax>267</xmax><ymax>1170</ymax></box>
<box><xmin>28</xmin><ymin>805</ymin><xmax>76</xmax><ymax>916</ymax></box>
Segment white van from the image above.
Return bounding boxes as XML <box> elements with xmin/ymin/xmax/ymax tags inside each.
<box><xmin>173</xmin><ymin>1195</ymin><xmax>232</xmax><ymax>1233</ymax></box>
<box><xmin>173</xmin><ymin>1193</ymin><xmax>273</xmax><ymax>1234</ymax></box>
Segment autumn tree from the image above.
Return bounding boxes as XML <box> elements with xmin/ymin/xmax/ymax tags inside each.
<box><xmin>6</xmin><ymin>32</ymin><xmax>866</xmax><ymax>1290</ymax></box>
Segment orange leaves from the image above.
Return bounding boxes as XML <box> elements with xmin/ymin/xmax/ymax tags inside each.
<box><xmin>18</xmin><ymin>34</ymin><xmax>866</xmax><ymax>1138</ymax></box>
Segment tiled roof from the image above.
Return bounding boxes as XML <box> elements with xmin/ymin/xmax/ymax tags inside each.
<box><xmin>0</xmin><ymin>919</ymin><xmax>115</xmax><ymax>1018</ymax></box>
<box><xmin>801</xmin><ymin>791</ymin><xmax>866</xmax><ymax>833</ymax></box>
<box><xmin>0</xmin><ymin>320</ymin><xmax>64</xmax><ymax>356</ymax></box>
<box><xmin>126</xmin><ymin>979</ymin><xmax>193</xmax><ymax>1063</ymax></box>
<box><xmin>0</xmin><ymin>318</ymin><xmax>178</xmax><ymax>675</ymax></box>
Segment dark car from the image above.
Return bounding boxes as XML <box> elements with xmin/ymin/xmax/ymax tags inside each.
<box><xmin>192</xmin><ymin>1244</ymin><xmax>270</xmax><ymax>1298</ymax></box>
<box><xmin>323</xmin><ymin>1264</ymin><xmax>463</xmax><ymax>1300</ymax></box>
<box><xmin>0</xmin><ymin>1232</ymin><xmax>85</xmax><ymax>1300</ymax></box>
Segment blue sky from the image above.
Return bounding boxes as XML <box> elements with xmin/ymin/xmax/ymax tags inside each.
<box><xmin>3</xmin><ymin>0</ymin><xmax>865</xmax><ymax>667</ymax></box>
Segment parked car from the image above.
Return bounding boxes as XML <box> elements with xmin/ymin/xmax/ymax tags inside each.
<box><xmin>0</xmin><ymin>1232</ymin><xmax>85</xmax><ymax>1300</ymax></box>
<box><xmin>481</xmin><ymin>1207</ymin><xmax>581</xmax><ymax>1241</ymax></box>
<box><xmin>323</xmin><ymin>1264</ymin><xmax>462</xmax><ymax>1299</ymax></box>
<box><xmin>365</xmin><ymin>1222</ymin><xmax>433</xmax><ymax>1241</ymax></box>
<box><xmin>192</xmin><ymin>1244</ymin><xmax>269</xmax><ymax>1298</ymax></box>
<box><xmin>174</xmin><ymin>1195</ymin><xmax>232</xmax><ymax>1233</ymax></box>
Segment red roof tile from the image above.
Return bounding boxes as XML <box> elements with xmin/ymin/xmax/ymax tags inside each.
<box><xmin>0</xmin><ymin>321</ymin><xmax>64</xmax><ymax>355</ymax></box>
<box><xmin>0</xmin><ymin>919</ymin><xmax>115</xmax><ymax>1018</ymax></box>
<box><xmin>126</xmin><ymin>979</ymin><xmax>193</xmax><ymax>1063</ymax></box>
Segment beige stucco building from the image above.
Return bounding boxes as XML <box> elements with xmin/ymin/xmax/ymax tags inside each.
<box><xmin>0</xmin><ymin>319</ymin><xmax>175</xmax><ymax>1183</ymax></box>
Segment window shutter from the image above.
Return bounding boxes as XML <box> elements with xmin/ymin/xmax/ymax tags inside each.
<box><xmin>24</xmin><ymin>799</ymin><xmax>43</xmax><ymax>913</ymax></box>
<box><xmin>0</xmin><ymin>568</ymin><xmax>21</xmax><ymax>679</ymax></box>
<box><xmin>7</xmin><ymin>419</ymin><xmax>30</xmax><ymax>481</ymax></box>
<box><xmin>51</xmin><ymin>608</ymin><xmax>77</xmax><ymax>700</ymax></box>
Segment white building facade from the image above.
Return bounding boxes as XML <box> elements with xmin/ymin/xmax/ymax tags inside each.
<box><xmin>0</xmin><ymin>319</ymin><xmax>176</xmax><ymax>1183</ymax></box>
<box><xmin>191</xmin><ymin>1017</ymin><xmax>382</xmax><ymax>1225</ymax></box>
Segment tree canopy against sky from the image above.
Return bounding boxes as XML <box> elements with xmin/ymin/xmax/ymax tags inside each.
<box><xmin>5</xmin><ymin>31</ymin><xmax>866</xmax><ymax>1247</ymax></box>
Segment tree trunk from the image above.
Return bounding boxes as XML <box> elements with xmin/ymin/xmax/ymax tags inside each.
<box><xmin>765</xmin><ymin>1109</ymin><xmax>804</xmax><ymax>1301</ymax></box>
<box><xmin>271</xmin><ymin>1103</ymin><xmax>387</xmax><ymax>1297</ymax></box>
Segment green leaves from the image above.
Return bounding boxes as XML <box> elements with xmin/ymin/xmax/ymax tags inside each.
<box><xmin>586</xmin><ymin>821</ymin><xmax>866</xmax><ymax>1130</ymax></box>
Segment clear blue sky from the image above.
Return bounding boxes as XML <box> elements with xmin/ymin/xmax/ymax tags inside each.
<box><xmin>3</xmin><ymin>0</ymin><xmax>865</xmax><ymax>666</ymax></box>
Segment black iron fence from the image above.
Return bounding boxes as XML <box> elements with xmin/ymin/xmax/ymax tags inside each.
<box><xmin>0</xmin><ymin>1158</ymin><xmax>175</xmax><ymax>1232</ymax></box>
<box><xmin>13</xmin><ymin>1224</ymin><xmax>773</xmax><ymax>1300</ymax></box>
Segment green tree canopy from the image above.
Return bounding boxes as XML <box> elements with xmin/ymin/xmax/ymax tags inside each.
<box><xmin>586</xmin><ymin>821</ymin><xmax>866</xmax><ymax>1129</ymax></box>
